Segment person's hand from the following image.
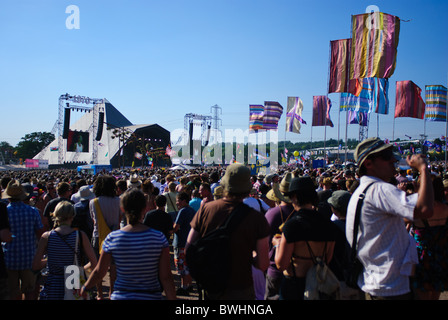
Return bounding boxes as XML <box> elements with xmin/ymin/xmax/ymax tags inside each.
<box><xmin>272</xmin><ymin>234</ymin><xmax>281</xmax><ymax>247</ymax></box>
<box><xmin>406</xmin><ymin>154</ymin><xmax>428</xmax><ymax>172</ymax></box>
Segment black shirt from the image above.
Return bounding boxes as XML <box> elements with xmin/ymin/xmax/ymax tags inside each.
<box><xmin>143</xmin><ymin>209</ymin><xmax>173</xmax><ymax>240</ymax></box>
<box><xmin>282</xmin><ymin>208</ymin><xmax>339</xmax><ymax>242</ymax></box>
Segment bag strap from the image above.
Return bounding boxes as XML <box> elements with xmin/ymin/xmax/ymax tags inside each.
<box><xmin>350</xmin><ymin>182</ymin><xmax>375</xmax><ymax>261</ymax></box>
<box><xmin>55</xmin><ymin>230</ymin><xmax>81</xmax><ymax>265</ymax></box>
<box><xmin>167</xmin><ymin>193</ymin><xmax>177</xmax><ymax>211</ymax></box>
<box><xmin>220</xmin><ymin>202</ymin><xmax>249</xmax><ymax>234</ymax></box>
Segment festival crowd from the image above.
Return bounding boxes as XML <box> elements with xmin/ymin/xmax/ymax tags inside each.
<box><xmin>1</xmin><ymin>137</ymin><xmax>448</xmax><ymax>300</ymax></box>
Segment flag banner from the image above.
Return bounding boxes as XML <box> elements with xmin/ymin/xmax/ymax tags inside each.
<box><xmin>425</xmin><ymin>85</ymin><xmax>447</xmax><ymax>121</ymax></box>
<box><xmin>312</xmin><ymin>96</ymin><xmax>333</xmax><ymax>127</ymax></box>
<box><xmin>249</xmin><ymin>104</ymin><xmax>265</xmax><ymax>132</ymax></box>
<box><xmin>348</xmin><ymin>110</ymin><xmax>369</xmax><ymax>126</ymax></box>
<box><xmin>329</xmin><ymin>39</ymin><xmax>352</xmax><ymax>93</ymax></box>
<box><xmin>350</xmin><ymin>12</ymin><xmax>400</xmax><ymax>79</ymax></box>
<box><xmin>395</xmin><ymin>80</ymin><xmax>425</xmax><ymax>119</ymax></box>
<box><xmin>263</xmin><ymin>101</ymin><xmax>283</xmax><ymax>130</ymax></box>
<box><xmin>286</xmin><ymin>97</ymin><xmax>306</xmax><ymax>134</ymax></box>
<box><xmin>340</xmin><ymin>77</ymin><xmax>389</xmax><ymax>114</ymax></box>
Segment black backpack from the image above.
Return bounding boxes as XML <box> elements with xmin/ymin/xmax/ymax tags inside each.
<box><xmin>186</xmin><ymin>202</ymin><xmax>249</xmax><ymax>294</ymax></box>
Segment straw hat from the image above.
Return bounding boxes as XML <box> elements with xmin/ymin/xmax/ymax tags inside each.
<box><xmin>2</xmin><ymin>180</ymin><xmax>28</xmax><ymax>201</ymax></box>
<box><xmin>127</xmin><ymin>174</ymin><xmax>142</xmax><ymax>188</ymax></box>
<box><xmin>354</xmin><ymin>137</ymin><xmax>393</xmax><ymax>168</ymax></box>
<box><xmin>276</xmin><ymin>172</ymin><xmax>292</xmax><ymax>203</ymax></box>
<box><xmin>266</xmin><ymin>188</ymin><xmax>280</xmax><ymax>202</ymax></box>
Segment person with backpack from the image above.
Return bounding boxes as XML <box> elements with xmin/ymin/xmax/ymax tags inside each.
<box><xmin>273</xmin><ymin>176</ymin><xmax>340</xmax><ymax>300</ymax></box>
<box><xmin>346</xmin><ymin>138</ymin><xmax>434</xmax><ymax>300</ymax></box>
<box><xmin>186</xmin><ymin>163</ymin><xmax>270</xmax><ymax>300</ymax></box>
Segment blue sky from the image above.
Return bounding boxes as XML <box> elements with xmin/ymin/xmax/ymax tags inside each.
<box><xmin>0</xmin><ymin>0</ymin><xmax>447</xmax><ymax>147</ymax></box>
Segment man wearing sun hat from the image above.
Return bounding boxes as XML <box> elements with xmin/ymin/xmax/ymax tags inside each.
<box><xmin>2</xmin><ymin>180</ymin><xmax>44</xmax><ymax>300</ymax></box>
<box><xmin>346</xmin><ymin>137</ymin><xmax>434</xmax><ymax>300</ymax></box>
<box><xmin>186</xmin><ymin>163</ymin><xmax>270</xmax><ymax>300</ymax></box>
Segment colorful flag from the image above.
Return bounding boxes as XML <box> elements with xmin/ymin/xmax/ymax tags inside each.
<box><xmin>425</xmin><ymin>85</ymin><xmax>447</xmax><ymax>121</ymax></box>
<box><xmin>340</xmin><ymin>77</ymin><xmax>389</xmax><ymax>114</ymax></box>
<box><xmin>312</xmin><ymin>96</ymin><xmax>333</xmax><ymax>127</ymax></box>
<box><xmin>249</xmin><ymin>104</ymin><xmax>265</xmax><ymax>132</ymax></box>
<box><xmin>286</xmin><ymin>97</ymin><xmax>306</xmax><ymax>134</ymax></box>
<box><xmin>329</xmin><ymin>39</ymin><xmax>352</xmax><ymax>93</ymax></box>
<box><xmin>350</xmin><ymin>12</ymin><xmax>400</xmax><ymax>79</ymax></box>
<box><xmin>395</xmin><ymin>80</ymin><xmax>425</xmax><ymax>119</ymax></box>
<box><xmin>262</xmin><ymin>101</ymin><xmax>283</xmax><ymax>130</ymax></box>
<box><xmin>348</xmin><ymin>110</ymin><xmax>369</xmax><ymax>126</ymax></box>
<box><xmin>134</xmin><ymin>152</ymin><xmax>143</xmax><ymax>160</ymax></box>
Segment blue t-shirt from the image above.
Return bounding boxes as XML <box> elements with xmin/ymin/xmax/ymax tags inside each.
<box><xmin>173</xmin><ymin>206</ymin><xmax>196</xmax><ymax>248</ymax></box>
<box><xmin>103</xmin><ymin>228</ymin><xmax>169</xmax><ymax>300</ymax></box>
<box><xmin>189</xmin><ymin>198</ymin><xmax>201</xmax><ymax>213</ymax></box>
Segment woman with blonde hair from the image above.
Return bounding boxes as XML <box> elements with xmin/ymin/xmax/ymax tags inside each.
<box><xmin>33</xmin><ymin>201</ymin><xmax>97</xmax><ymax>300</ymax></box>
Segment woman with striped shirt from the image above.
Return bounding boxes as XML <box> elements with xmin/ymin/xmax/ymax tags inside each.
<box><xmin>81</xmin><ymin>188</ymin><xmax>176</xmax><ymax>300</ymax></box>
<box><xmin>32</xmin><ymin>201</ymin><xmax>97</xmax><ymax>300</ymax></box>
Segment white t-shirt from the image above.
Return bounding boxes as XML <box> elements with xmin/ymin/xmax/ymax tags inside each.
<box><xmin>346</xmin><ymin>175</ymin><xmax>418</xmax><ymax>297</ymax></box>
<box><xmin>243</xmin><ymin>197</ymin><xmax>270</xmax><ymax>214</ymax></box>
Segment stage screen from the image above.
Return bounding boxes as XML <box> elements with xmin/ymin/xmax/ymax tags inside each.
<box><xmin>67</xmin><ymin>130</ymin><xmax>89</xmax><ymax>152</ymax></box>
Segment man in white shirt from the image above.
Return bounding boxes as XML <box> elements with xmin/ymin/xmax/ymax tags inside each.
<box><xmin>346</xmin><ymin>138</ymin><xmax>433</xmax><ymax>300</ymax></box>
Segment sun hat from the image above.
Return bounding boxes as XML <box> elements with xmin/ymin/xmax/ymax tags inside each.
<box><xmin>266</xmin><ymin>188</ymin><xmax>280</xmax><ymax>202</ymax></box>
<box><xmin>127</xmin><ymin>174</ymin><xmax>142</xmax><ymax>188</ymax></box>
<box><xmin>2</xmin><ymin>180</ymin><xmax>28</xmax><ymax>201</ymax></box>
<box><xmin>221</xmin><ymin>164</ymin><xmax>252</xmax><ymax>194</ymax></box>
<box><xmin>327</xmin><ymin>190</ymin><xmax>352</xmax><ymax>212</ymax></box>
<box><xmin>272</xmin><ymin>172</ymin><xmax>293</xmax><ymax>203</ymax></box>
<box><xmin>79</xmin><ymin>185</ymin><xmax>94</xmax><ymax>201</ymax></box>
<box><xmin>354</xmin><ymin>137</ymin><xmax>394</xmax><ymax>168</ymax></box>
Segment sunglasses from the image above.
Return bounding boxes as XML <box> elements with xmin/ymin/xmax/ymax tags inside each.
<box><xmin>370</xmin><ymin>149</ymin><xmax>395</xmax><ymax>161</ymax></box>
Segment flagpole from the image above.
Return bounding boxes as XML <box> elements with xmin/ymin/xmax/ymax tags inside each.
<box><xmin>337</xmin><ymin>99</ymin><xmax>341</xmax><ymax>162</ymax></box>
<box><xmin>446</xmin><ymin>73</ymin><xmax>448</xmax><ymax>170</ymax></box>
<box><xmin>392</xmin><ymin>81</ymin><xmax>396</xmax><ymax>141</ymax></box>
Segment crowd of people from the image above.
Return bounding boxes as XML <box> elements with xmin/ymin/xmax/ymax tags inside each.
<box><xmin>1</xmin><ymin>138</ymin><xmax>448</xmax><ymax>300</ymax></box>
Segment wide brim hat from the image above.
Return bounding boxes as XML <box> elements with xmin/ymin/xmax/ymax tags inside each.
<box><xmin>79</xmin><ymin>185</ymin><xmax>94</xmax><ymax>201</ymax></box>
<box><xmin>221</xmin><ymin>164</ymin><xmax>252</xmax><ymax>194</ymax></box>
<box><xmin>2</xmin><ymin>180</ymin><xmax>28</xmax><ymax>201</ymax></box>
<box><xmin>266</xmin><ymin>188</ymin><xmax>280</xmax><ymax>202</ymax></box>
<box><xmin>354</xmin><ymin>137</ymin><xmax>394</xmax><ymax>169</ymax></box>
<box><xmin>127</xmin><ymin>174</ymin><xmax>142</xmax><ymax>187</ymax></box>
<box><xmin>275</xmin><ymin>173</ymin><xmax>292</xmax><ymax>203</ymax></box>
<box><xmin>22</xmin><ymin>183</ymin><xmax>37</xmax><ymax>199</ymax></box>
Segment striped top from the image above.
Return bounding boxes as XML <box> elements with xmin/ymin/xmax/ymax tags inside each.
<box><xmin>102</xmin><ymin>228</ymin><xmax>169</xmax><ymax>300</ymax></box>
<box><xmin>40</xmin><ymin>230</ymin><xmax>80</xmax><ymax>300</ymax></box>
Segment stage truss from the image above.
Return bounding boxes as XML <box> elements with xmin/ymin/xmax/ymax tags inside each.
<box><xmin>57</xmin><ymin>93</ymin><xmax>105</xmax><ymax>165</ymax></box>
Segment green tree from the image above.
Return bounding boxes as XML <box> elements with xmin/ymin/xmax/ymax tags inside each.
<box><xmin>15</xmin><ymin>132</ymin><xmax>55</xmax><ymax>160</ymax></box>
